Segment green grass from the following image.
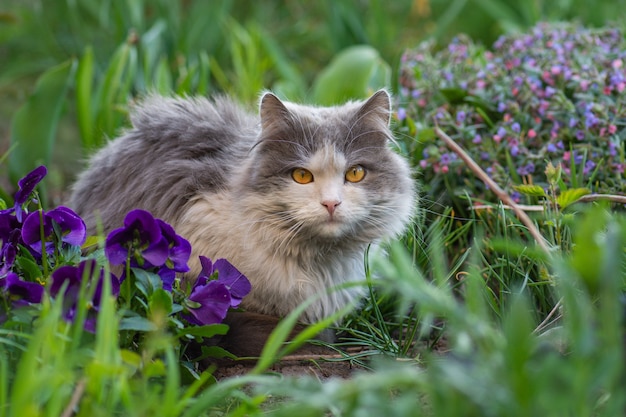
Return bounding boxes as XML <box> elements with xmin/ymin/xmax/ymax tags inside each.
<box><xmin>2</xmin><ymin>206</ymin><xmax>624</xmax><ymax>416</ymax></box>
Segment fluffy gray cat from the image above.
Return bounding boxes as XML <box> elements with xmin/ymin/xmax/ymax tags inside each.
<box><xmin>70</xmin><ymin>90</ymin><xmax>415</xmax><ymax>323</ymax></box>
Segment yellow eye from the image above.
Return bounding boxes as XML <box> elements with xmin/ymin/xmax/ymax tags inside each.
<box><xmin>291</xmin><ymin>168</ymin><xmax>314</xmax><ymax>184</ymax></box>
<box><xmin>345</xmin><ymin>165</ymin><xmax>366</xmax><ymax>183</ymax></box>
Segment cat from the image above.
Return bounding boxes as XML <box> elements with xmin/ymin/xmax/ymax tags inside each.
<box><xmin>70</xmin><ymin>90</ymin><xmax>416</xmax><ymax>324</ymax></box>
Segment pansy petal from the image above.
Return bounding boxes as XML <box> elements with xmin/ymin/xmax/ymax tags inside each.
<box><xmin>105</xmin><ymin>227</ymin><xmax>134</xmax><ymax>265</ymax></box>
<box><xmin>198</xmin><ymin>256</ymin><xmax>214</xmax><ymax>279</ymax></box>
<box><xmin>14</xmin><ymin>165</ymin><xmax>47</xmax><ymax>205</ymax></box>
<box><xmin>142</xmin><ymin>237</ymin><xmax>170</xmax><ymax>267</ymax></box>
<box><xmin>186</xmin><ymin>280</ymin><xmax>231</xmax><ymax>326</ymax></box>
<box><xmin>123</xmin><ymin>209</ymin><xmax>162</xmax><ymax>243</ymax></box>
<box><xmin>4</xmin><ymin>272</ymin><xmax>44</xmax><ymax>303</ymax></box>
<box><xmin>157</xmin><ymin>267</ymin><xmax>176</xmax><ymax>292</ymax></box>
<box><xmin>21</xmin><ymin>211</ymin><xmax>53</xmax><ymax>248</ymax></box>
<box><xmin>91</xmin><ymin>271</ymin><xmax>121</xmax><ymax>307</ymax></box>
<box><xmin>50</xmin><ymin>265</ymin><xmax>82</xmax><ymax>296</ymax></box>
<box><xmin>156</xmin><ymin>219</ymin><xmax>191</xmax><ymax>272</ymax></box>
<box><xmin>48</xmin><ymin>206</ymin><xmax>87</xmax><ymax>247</ymax></box>
<box><xmin>213</xmin><ymin>258</ymin><xmax>252</xmax><ymax>306</ymax></box>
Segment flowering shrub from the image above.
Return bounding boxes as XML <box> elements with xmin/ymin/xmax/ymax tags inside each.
<box><xmin>397</xmin><ymin>23</ymin><xmax>626</xmax><ymax>206</ymax></box>
<box><xmin>0</xmin><ymin>166</ymin><xmax>250</xmax><ymax>352</ymax></box>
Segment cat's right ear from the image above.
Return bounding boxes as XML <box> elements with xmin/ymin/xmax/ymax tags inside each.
<box><xmin>260</xmin><ymin>92</ymin><xmax>290</xmax><ymax>133</ymax></box>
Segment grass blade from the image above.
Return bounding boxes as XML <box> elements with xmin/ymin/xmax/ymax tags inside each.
<box><xmin>76</xmin><ymin>46</ymin><xmax>95</xmax><ymax>151</ymax></box>
<box><xmin>9</xmin><ymin>59</ymin><xmax>76</xmax><ymax>195</ymax></box>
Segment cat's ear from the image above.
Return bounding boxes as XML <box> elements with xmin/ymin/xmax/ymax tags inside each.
<box><xmin>259</xmin><ymin>92</ymin><xmax>290</xmax><ymax>132</ymax></box>
<box><xmin>356</xmin><ymin>89</ymin><xmax>392</xmax><ymax>127</ymax></box>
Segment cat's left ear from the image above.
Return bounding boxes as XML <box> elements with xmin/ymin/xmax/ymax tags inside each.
<box><xmin>259</xmin><ymin>92</ymin><xmax>290</xmax><ymax>133</ymax></box>
<box><xmin>357</xmin><ymin>89</ymin><xmax>392</xmax><ymax>127</ymax></box>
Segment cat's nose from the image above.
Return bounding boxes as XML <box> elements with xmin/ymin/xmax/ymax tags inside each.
<box><xmin>321</xmin><ymin>200</ymin><xmax>341</xmax><ymax>216</ymax></box>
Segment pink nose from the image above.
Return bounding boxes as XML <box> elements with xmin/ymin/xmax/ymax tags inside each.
<box><xmin>321</xmin><ymin>200</ymin><xmax>341</xmax><ymax>216</ymax></box>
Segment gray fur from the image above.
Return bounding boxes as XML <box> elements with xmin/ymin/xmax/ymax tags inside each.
<box><xmin>70</xmin><ymin>91</ymin><xmax>416</xmax><ymax>323</ymax></box>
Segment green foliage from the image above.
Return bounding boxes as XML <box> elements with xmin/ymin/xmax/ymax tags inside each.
<box><xmin>398</xmin><ymin>23</ymin><xmax>626</xmax><ymax>216</ymax></box>
<box><xmin>311</xmin><ymin>45</ymin><xmax>391</xmax><ymax>105</ymax></box>
<box><xmin>8</xmin><ymin>60</ymin><xmax>75</xmax><ymax>196</ymax></box>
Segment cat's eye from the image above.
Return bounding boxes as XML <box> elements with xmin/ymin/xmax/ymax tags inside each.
<box><xmin>292</xmin><ymin>168</ymin><xmax>314</xmax><ymax>184</ymax></box>
<box><xmin>345</xmin><ymin>165</ymin><xmax>366</xmax><ymax>183</ymax></box>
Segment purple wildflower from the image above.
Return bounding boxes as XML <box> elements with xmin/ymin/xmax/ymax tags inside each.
<box><xmin>584</xmin><ymin>160</ymin><xmax>596</xmax><ymax>174</ymax></box>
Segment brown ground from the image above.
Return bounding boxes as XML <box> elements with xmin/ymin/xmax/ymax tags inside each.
<box><xmin>212</xmin><ymin>350</ymin><xmax>364</xmax><ymax>380</ymax></box>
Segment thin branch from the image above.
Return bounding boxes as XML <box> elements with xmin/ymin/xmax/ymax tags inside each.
<box><xmin>435</xmin><ymin>127</ymin><xmax>551</xmax><ymax>254</ymax></box>
<box><xmin>471</xmin><ymin>204</ymin><xmax>545</xmax><ymax>212</ymax></box>
<box><xmin>61</xmin><ymin>378</ymin><xmax>86</xmax><ymax>417</ymax></box>
<box><xmin>533</xmin><ymin>298</ymin><xmax>563</xmax><ymax>334</ymax></box>
<box><xmin>575</xmin><ymin>193</ymin><xmax>626</xmax><ymax>205</ymax></box>
<box><xmin>471</xmin><ymin>193</ymin><xmax>626</xmax><ymax>212</ymax></box>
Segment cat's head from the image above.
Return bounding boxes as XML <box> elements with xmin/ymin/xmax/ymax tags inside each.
<box><xmin>240</xmin><ymin>90</ymin><xmax>415</xmax><ymax>247</ymax></box>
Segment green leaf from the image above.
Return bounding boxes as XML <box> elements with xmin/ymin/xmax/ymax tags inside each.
<box><xmin>131</xmin><ymin>268</ymin><xmax>162</xmax><ymax>298</ymax></box>
<box><xmin>144</xmin><ymin>359</ymin><xmax>167</xmax><ymax>378</ymax></box>
<box><xmin>9</xmin><ymin>60</ymin><xmax>76</xmax><ymax>192</ymax></box>
<box><xmin>119</xmin><ymin>315</ymin><xmax>157</xmax><ymax>332</ymax></box>
<box><xmin>416</xmin><ymin>127</ymin><xmax>436</xmax><ymax>143</ymax></box>
<box><xmin>311</xmin><ymin>45</ymin><xmax>390</xmax><ymax>105</ymax></box>
<box><xmin>15</xmin><ymin>256</ymin><xmax>43</xmax><ymax>282</ymax></box>
<box><xmin>557</xmin><ymin>188</ymin><xmax>591</xmax><ymax>209</ymax></box>
<box><xmin>153</xmin><ymin>56</ymin><xmax>172</xmax><ymax>95</ymax></box>
<box><xmin>439</xmin><ymin>87</ymin><xmax>468</xmax><ymax>104</ymax></box>
<box><xmin>176</xmin><ymin>324</ymin><xmax>229</xmax><ymax>339</ymax></box>
<box><xmin>149</xmin><ymin>288</ymin><xmax>173</xmax><ymax>316</ymax></box>
<box><xmin>199</xmin><ymin>345</ymin><xmax>237</xmax><ymax>361</ymax></box>
<box><xmin>513</xmin><ymin>184</ymin><xmax>546</xmax><ymax>197</ymax></box>
<box><xmin>196</xmin><ymin>51</ymin><xmax>211</xmax><ymax>95</ymax></box>
<box><xmin>95</xmin><ymin>41</ymin><xmax>136</xmax><ymax>141</ymax></box>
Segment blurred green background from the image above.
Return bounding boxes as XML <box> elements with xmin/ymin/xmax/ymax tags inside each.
<box><xmin>1</xmin><ymin>0</ymin><xmax>625</xmax><ymax>204</ymax></box>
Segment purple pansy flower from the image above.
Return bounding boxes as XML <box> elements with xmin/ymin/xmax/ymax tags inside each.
<box><xmin>105</xmin><ymin>210</ymin><xmax>191</xmax><ymax>289</ymax></box>
<box><xmin>197</xmin><ymin>256</ymin><xmax>252</xmax><ymax>308</ymax></box>
<box><xmin>184</xmin><ymin>279</ymin><xmax>232</xmax><ymax>326</ymax></box>
<box><xmin>50</xmin><ymin>260</ymin><xmax>120</xmax><ymax>332</ymax></box>
<box><xmin>0</xmin><ymin>272</ymin><xmax>44</xmax><ymax>308</ymax></box>
<box><xmin>184</xmin><ymin>256</ymin><xmax>252</xmax><ymax>325</ymax></box>
<box><xmin>21</xmin><ymin>206</ymin><xmax>86</xmax><ymax>254</ymax></box>
<box><xmin>105</xmin><ymin>209</ymin><xmax>169</xmax><ymax>268</ymax></box>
